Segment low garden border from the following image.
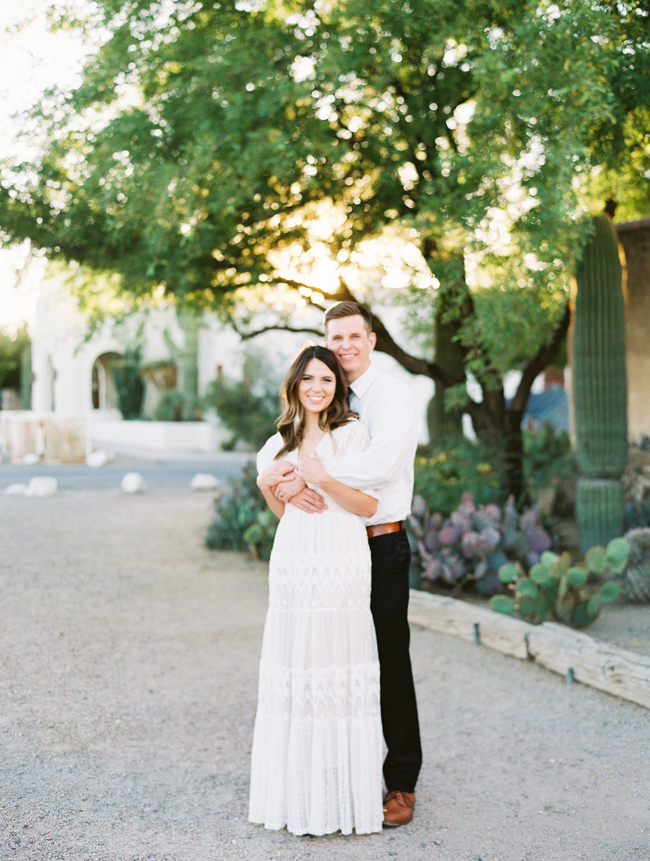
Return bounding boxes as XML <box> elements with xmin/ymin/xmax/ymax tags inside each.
<box><xmin>408</xmin><ymin>590</ymin><xmax>650</xmax><ymax>710</ymax></box>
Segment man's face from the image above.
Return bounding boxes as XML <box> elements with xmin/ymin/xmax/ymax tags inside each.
<box><xmin>324</xmin><ymin>314</ymin><xmax>376</xmax><ymax>383</ymax></box>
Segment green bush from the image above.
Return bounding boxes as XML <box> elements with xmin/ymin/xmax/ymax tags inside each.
<box><xmin>414</xmin><ymin>424</ymin><xmax>576</xmax><ymax>518</ymax></box>
<box><xmin>153</xmin><ymin>390</ymin><xmax>185</xmax><ymax>421</ymax></box>
<box><xmin>523</xmin><ymin>423</ymin><xmax>576</xmax><ymax>503</ymax></box>
<box><xmin>113</xmin><ymin>349</ymin><xmax>145</xmax><ymax>420</ymax></box>
<box><xmin>414</xmin><ymin>437</ymin><xmax>505</xmax><ymax>515</ymax></box>
<box><xmin>204</xmin><ymin>379</ymin><xmax>279</xmax><ymax>450</ymax></box>
<box><xmin>202</xmin><ymin>350</ymin><xmax>281</xmax><ymax>450</ymax></box>
<box><xmin>244</xmin><ymin>508</ymin><xmax>279</xmax><ymax>561</ymax></box>
<box><xmin>205</xmin><ymin>461</ymin><xmax>278</xmax><ymax>557</ymax></box>
<box><xmin>0</xmin><ymin>326</ymin><xmax>29</xmax><ymax>391</ymax></box>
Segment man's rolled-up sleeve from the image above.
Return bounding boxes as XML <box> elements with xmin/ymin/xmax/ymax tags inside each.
<box><xmin>323</xmin><ymin>386</ymin><xmax>419</xmax><ymax>490</ymax></box>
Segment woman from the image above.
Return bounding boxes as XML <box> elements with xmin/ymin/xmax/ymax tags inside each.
<box><xmin>248</xmin><ymin>345</ymin><xmax>383</xmax><ymax>836</ymax></box>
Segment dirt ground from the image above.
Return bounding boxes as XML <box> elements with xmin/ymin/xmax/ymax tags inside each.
<box><xmin>1</xmin><ymin>487</ymin><xmax>649</xmax><ymax>861</ymax></box>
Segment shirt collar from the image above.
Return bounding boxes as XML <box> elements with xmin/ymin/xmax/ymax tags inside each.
<box><xmin>347</xmin><ymin>361</ymin><xmax>378</xmax><ymax>399</ymax></box>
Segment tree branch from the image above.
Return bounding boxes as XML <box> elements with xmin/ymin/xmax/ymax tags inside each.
<box><xmin>234</xmin><ymin>274</ymin><xmax>468</xmax><ymax>388</ymax></box>
<box><xmin>509</xmin><ymin>302</ymin><xmax>571</xmax><ymax>417</ymax></box>
<box><xmin>231</xmin><ymin>321</ymin><xmax>323</xmax><ymax>340</ymax></box>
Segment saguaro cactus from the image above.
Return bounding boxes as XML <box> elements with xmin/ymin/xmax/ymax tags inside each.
<box><xmin>573</xmin><ymin>213</ymin><xmax>628</xmax><ymax>553</ymax></box>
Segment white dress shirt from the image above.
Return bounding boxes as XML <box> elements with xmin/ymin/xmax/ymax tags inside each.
<box><xmin>321</xmin><ymin>362</ymin><xmax>419</xmax><ymax>526</ymax></box>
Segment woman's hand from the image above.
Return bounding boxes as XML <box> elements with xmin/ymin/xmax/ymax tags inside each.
<box><xmin>297</xmin><ymin>452</ymin><xmax>329</xmax><ymax>487</ymax></box>
<box><xmin>257</xmin><ymin>460</ymin><xmax>296</xmax><ymax>490</ymax></box>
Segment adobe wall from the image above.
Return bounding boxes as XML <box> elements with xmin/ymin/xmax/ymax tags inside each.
<box><xmin>618</xmin><ymin>218</ymin><xmax>650</xmax><ymax>443</ymax></box>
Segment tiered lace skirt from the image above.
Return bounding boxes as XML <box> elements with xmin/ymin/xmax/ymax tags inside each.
<box><xmin>248</xmin><ymin>507</ymin><xmax>383</xmax><ymax>835</ymax></box>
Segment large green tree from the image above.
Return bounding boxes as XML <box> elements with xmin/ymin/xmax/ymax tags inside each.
<box><xmin>1</xmin><ymin>0</ymin><xmax>648</xmax><ymax>495</ymax></box>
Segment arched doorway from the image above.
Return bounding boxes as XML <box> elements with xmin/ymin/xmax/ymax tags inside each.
<box><xmin>91</xmin><ymin>352</ymin><xmax>121</xmax><ymax>410</ymax></box>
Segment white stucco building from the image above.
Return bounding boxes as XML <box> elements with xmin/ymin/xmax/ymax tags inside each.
<box><xmin>4</xmin><ymin>268</ymin><xmax>433</xmax><ymax>462</ymax></box>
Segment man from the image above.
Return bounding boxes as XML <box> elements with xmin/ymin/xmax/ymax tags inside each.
<box><xmin>271</xmin><ymin>301</ymin><xmax>422</xmax><ymax>827</ymax></box>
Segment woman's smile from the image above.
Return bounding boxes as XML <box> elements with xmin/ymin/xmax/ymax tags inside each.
<box><xmin>298</xmin><ymin>358</ymin><xmax>337</xmax><ymax>415</ymax></box>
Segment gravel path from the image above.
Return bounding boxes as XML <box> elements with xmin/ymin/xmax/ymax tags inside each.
<box><xmin>1</xmin><ymin>488</ymin><xmax>649</xmax><ymax>861</ymax></box>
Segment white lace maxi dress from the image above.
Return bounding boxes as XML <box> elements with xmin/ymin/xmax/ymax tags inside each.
<box><xmin>248</xmin><ymin>420</ymin><xmax>383</xmax><ymax>836</ymax></box>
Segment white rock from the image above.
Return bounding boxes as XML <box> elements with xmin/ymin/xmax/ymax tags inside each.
<box><xmin>25</xmin><ymin>476</ymin><xmax>58</xmax><ymax>497</ymax></box>
<box><xmin>120</xmin><ymin>472</ymin><xmax>145</xmax><ymax>494</ymax></box>
<box><xmin>189</xmin><ymin>473</ymin><xmax>221</xmax><ymax>491</ymax></box>
<box><xmin>4</xmin><ymin>483</ymin><xmax>27</xmax><ymax>496</ymax></box>
<box><xmin>22</xmin><ymin>453</ymin><xmax>40</xmax><ymax>466</ymax></box>
<box><xmin>87</xmin><ymin>449</ymin><xmax>110</xmax><ymax>468</ymax></box>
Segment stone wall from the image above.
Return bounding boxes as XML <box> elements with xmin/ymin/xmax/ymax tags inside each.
<box><xmin>618</xmin><ymin>217</ymin><xmax>650</xmax><ymax>443</ymax></box>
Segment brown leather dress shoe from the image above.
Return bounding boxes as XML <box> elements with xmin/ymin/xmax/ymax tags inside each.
<box><xmin>383</xmin><ymin>790</ymin><xmax>415</xmax><ymax>827</ymax></box>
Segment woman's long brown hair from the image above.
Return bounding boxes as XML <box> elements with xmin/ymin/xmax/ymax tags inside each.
<box><xmin>274</xmin><ymin>345</ymin><xmax>356</xmax><ymax>460</ymax></box>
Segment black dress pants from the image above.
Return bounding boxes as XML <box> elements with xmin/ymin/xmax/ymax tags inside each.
<box><xmin>369</xmin><ymin>529</ymin><xmax>422</xmax><ymax>793</ymax></box>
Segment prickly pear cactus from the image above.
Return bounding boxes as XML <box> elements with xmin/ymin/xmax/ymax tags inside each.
<box><xmin>573</xmin><ymin>213</ymin><xmax>628</xmax><ymax>553</ymax></box>
<box><xmin>621</xmin><ymin>528</ymin><xmax>650</xmax><ymax>603</ymax></box>
<box><xmin>490</xmin><ymin>537</ymin><xmax>628</xmax><ymax>627</ymax></box>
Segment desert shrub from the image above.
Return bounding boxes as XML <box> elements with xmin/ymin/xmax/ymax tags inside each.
<box><xmin>205</xmin><ymin>461</ymin><xmax>278</xmax><ymax>557</ymax></box>
<box><xmin>153</xmin><ymin>390</ymin><xmax>185</xmax><ymax>421</ymax></box>
<box><xmin>414</xmin><ymin>438</ymin><xmax>505</xmax><ymax>516</ymax></box>
<box><xmin>243</xmin><ymin>508</ymin><xmax>279</xmax><ymax>561</ymax></box>
<box><xmin>0</xmin><ymin>326</ymin><xmax>29</xmax><ymax>391</ymax></box>
<box><xmin>522</xmin><ymin>423</ymin><xmax>576</xmax><ymax>503</ymax></box>
<box><xmin>203</xmin><ymin>350</ymin><xmax>281</xmax><ymax>450</ymax></box>
<box><xmin>414</xmin><ymin>424</ymin><xmax>576</xmax><ymax>518</ymax></box>
<box><xmin>113</xmin><ymin>349</ymin><xmax>145</xmax><ymax>420</ymax></box>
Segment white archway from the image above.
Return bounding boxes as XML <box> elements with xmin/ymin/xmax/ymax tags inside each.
<box><xmin>91</xmin><ymin>352</ymin><xmax>121</xmax><ymax>411</ymax></box>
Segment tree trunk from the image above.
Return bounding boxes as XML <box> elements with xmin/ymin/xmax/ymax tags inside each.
<box><xmin>428</xmin><ymin>292</ymin><xmax>465</xmax><ymax>444</ymax></box>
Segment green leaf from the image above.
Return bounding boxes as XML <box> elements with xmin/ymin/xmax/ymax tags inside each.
<box><xmin>533</xmin><ymin>594</ymin><xmax>554</xmax><ymax>623</ymax></box>
<box><xmin>572</xmin><ymin>601</ymin><xmax>597</xmax><ymax>628</ymax></box>
<box><xmin>515</xmin><ymin>578</ymin><xmax>538</xmax><ymax>597</ymax></box>
<box><xmin>565</xmin><ymin>566</ymin><xmax>587</xmax><ymax>587</ymax></box>
<box><xmin>498</xmin><ymin>563</ymin><xmax>520</xmax><ymax>584</ymax></box>
<box><xmin>552</xmin><ymin>553</ymin><xmax>571</xmax><ymax>578</ymax></box>
<box><xmin>585</xmin><ymin>546</ymin><xmax>607</xmax><ymax>574</ymax></box>
<box><xmin>489</xmin><ymin>595</ymin><xmax>515</xmax><ymax>615</ymax></box>
<box><xmin>587</xmin><ymin>594</ymin><xmax>602</xmax><ymax>619</ymax></box>
<box><xmin>517</xmin><ymin>594</ymin><xmax>536</xmax><ymax>619</ymax></box>
<box><xmin>600</xmin><ymin>581</ymin><xmax>621</xmax><ymax>602</ymax></box>
<box><xmin>556</xmin><ymin>594</ymin><xmax>576</xmax><ymax>624</ymax></box>
<box><xmin>606</xmin><ymin>537</ymin><xmax>629</xmax><ymax>573</ymax></box>
<box><xmin>529</xmin><ymin>563</ymin><xmax>553</xmax><ymax>587</ymax></box>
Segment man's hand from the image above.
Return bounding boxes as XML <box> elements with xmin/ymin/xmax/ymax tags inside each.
<box><xmin>287</xmin><ymin>487</ymin><xmax>327</xmax><ymax>513</ymax></box>
<box><xmin>297</xmin><ymin>451</ymin><xmax>328</xmax><ymax>486</ymax></box>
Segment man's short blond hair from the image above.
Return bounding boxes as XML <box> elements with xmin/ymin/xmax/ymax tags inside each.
<box><xmin>323</xmin><ymin>301</ymin><xmax>373</xmax><ymax>335</ymax></box>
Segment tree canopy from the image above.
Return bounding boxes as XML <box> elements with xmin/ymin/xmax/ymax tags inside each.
<box><xmin>1</xmin><ymin>0</ymin><xmax>649</xmax><ymax>494</ymax></box>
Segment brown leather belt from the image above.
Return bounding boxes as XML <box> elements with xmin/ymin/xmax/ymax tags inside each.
<box><xmin>366</xmin><ymin>520</ymin><xmax>405</xmax><ymax>539</ymax></box>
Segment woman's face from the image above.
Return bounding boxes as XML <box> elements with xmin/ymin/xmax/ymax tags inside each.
<box><xmin>297</xmin><ymin>358</ymin><xmax>337</xmax><ymax>416</ymax></box>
